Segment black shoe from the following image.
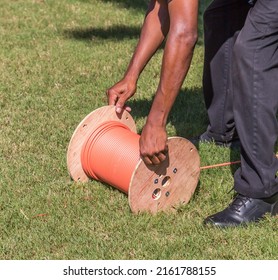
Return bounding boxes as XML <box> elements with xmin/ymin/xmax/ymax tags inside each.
<box><xmin>204</xmin><ymin>192</ymin><xmax>278</xmax><ymax>228</ymax></box>
<box><xmin>191</xmin><ymin>131</ymin><xmax>240</xmax><ymax>148</ymax></box>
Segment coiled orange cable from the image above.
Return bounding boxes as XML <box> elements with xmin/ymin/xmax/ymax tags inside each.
<box><xmin>81</xmin><ymin>121</ymin><xmax>140</xmax><ymax>194</ymax></box>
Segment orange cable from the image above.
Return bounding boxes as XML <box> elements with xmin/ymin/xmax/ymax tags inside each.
<box><xmin>81</xmin><ymin>121</ymin><xmax>140</xmax><ymax>194</ymax></box>
<box><xmin>200</xmin><ymin>154</ymin><xmax>278</xmax><ymax>170</ymax></box>
<box><xmin>200</xmin><ymin>160</ymin><xmax>241</xmax><ymax>170</ymax></box>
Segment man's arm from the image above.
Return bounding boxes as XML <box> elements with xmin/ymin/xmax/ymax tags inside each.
<box><xmin>140</xmin><ymin>0</ymin><xmax>199</xmax><ymax>165</ymax></box>
<box><xmin>107</xmin><ymin>0</ymin><xmax>170</xmax><ymax>113</ymax></box>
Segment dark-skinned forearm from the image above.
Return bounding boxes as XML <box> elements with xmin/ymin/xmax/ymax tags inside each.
<box><xmin>146</xmin><ymin>0</ymin><xmax>198</xmax><ymax>127</ymax></box>
<box><xmin>124</xmin><ymin>0</ymin><xmax>170</xmax><ymax>82</ymax></box>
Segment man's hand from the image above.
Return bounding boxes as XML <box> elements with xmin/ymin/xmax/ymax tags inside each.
<box><xmin>139</xmin><ymin>123</ymin><xmax>168</xmax><ymax>165</ymax></box>
<box><xmin>106</xmin><ymin>78</ymin><xmax>136</xmax><ymax>113</ymax></box>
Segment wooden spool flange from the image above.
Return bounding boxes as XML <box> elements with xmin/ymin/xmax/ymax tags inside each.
<box><xmin>67</xmin><ymin>105</ymin><xmax>200</xmax><ymax>214</ymax></box>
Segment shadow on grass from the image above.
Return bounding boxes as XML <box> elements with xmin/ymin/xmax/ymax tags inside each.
<box><xmin>126</xmin><ymin>87</ymin><xmax>207</xmax><ymax>139</ymax></box>
<box><xmin>100</xmin><ymin>0</ymin><xmax>149</xmax><ymax>11</ymax></box>
<box><xmin>63</xmin><ymin>25</ymin><xmax>141</xmax><ymax>41</ymax></box>
<box><xmin>76</xmin><ymin>0</ymin><xmax>149</xmax><ymax>12</ymax></box>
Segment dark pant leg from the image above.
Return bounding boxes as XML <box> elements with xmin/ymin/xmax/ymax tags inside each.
<box><xmin>203</xmin><ymin>0</ymin><xmax>250</xmax><ymax>141</ymax></box>
<box><xmin>233</xmin><ymin>0</ymin><xmax>278</xmax><ymax>198</ymax></box>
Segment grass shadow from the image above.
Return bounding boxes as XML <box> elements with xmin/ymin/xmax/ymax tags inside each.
<box><xmin>229</xmin><ymin>148</ymin><xmax>241</xmax><ymax>175</ymax></box>
<box><xmin>100</xmin><ymin>0</ymin><xmax>149</xmax><ymax>12</ymax></box>
<box><xmin>127</xmin><ymin>87</ymin><xmax>208</xmax><ymax>139</ymax></box>
<box><xmin>63</xmin><ymin>25</ymin><xmax>141</xmax><ymax>41</ymax></box>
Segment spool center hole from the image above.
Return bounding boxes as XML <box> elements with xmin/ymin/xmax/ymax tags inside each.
<box><xmin>161</xmin><ymin>176</ymin><xmax>171</xmax><ymax>188</ymax></box>
<box><xmin>152</xmin><ymin>188</ymin><xmax>161</xmax><ymax>200</ymax></box>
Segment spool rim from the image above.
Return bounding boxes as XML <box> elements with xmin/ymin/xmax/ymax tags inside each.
<box><xmin>67</xmin><ymin>105</ymin><xmax>137</xmax><ymax>182</ymax></box>
<box><xmin>128</xmin><ymin>137</ymin><xmax>200</xmax><ymax>214</ymax></box>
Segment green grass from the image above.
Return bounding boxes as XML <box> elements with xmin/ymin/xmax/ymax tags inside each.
<box><xmin>0</xmin><ymin>0</ymin><xmax>277</xmax><ymax>260</ymax></box>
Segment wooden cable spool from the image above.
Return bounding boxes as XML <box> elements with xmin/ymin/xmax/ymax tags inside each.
<box><xmin>67</xmin><ymin>105</ymin><xmax>200</xmax><ymax>214</ymax></box>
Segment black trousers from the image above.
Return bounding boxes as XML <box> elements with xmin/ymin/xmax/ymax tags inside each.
<box><xmin>203</xmin><ymin>0</ymin><xmax>250</xmax><ymax>141</ymax></box>
<box><xmin>203</xmin><ymin>0</ymin><xmax>278</xmax><ymax>198</ymax></box>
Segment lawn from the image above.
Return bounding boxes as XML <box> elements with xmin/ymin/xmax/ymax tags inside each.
<box><xmin>0</xmin><ymin>0</ymin><xmax>277</xmax><ymax>260</ymax></box>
